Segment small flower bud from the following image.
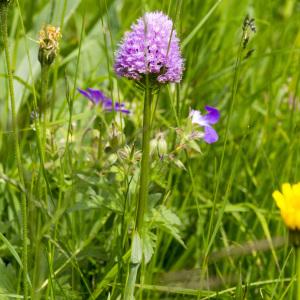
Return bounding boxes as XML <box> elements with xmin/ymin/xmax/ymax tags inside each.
<box><xmin>38</xmin><ymin>25</ymin><xmax>61</xmax><ymax>66</ymax></box>
<box><xmin>150</xmin><ymin>132</ymin><xmax>168</xmax><ymax>159</ymax></box>
<box><xmin>118</xmin><ymin>146</ymin><xmax>131</xmax><ymax>161</ymax></box>
<box><xmin>150</xmin><ymin>139</ymin><xmax>158</xmax><ymax>156</ymax></box>
<box><xmin>157</xmin><ymin>133</ymin><xmax>168</xmax><ymax>158</ymax></box>
<box><xmin>108</xmin><ymin>125</ymin><xmax>125</xmax><ymax>150</ymax></box>
<box><xmin>118</xmin><ymin>145</ymin><xmax>142</xmax><ymax>163</ymax></box>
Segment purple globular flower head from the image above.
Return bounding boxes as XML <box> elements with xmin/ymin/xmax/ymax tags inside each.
<box><xmin>114</xmin><ymin>11</ymin><xmax>184</xmax><ymax>85</ymax></box>
<box><xmin>189</xmin><ymin>106</ymin><xmax>220</xmax><ymax>144</ymax></box>
<box><xmin>78</xmin><ymin>88</ymin><xmax>130</xmax><ymax>114</ymax></box>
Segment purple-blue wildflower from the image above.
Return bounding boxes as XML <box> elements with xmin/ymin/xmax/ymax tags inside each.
<box><xmin>114</xmin><ymin>11</ymin><xmax>184</xmax><ymax>84</ymax></box>
<box><xmin>190</xmin><ymin>106</ymin><xmax>220</xmax><ymax>144</ymax></box>
<box><xmin>78</xmin><ymin>88</ymin><xmax>130</xmax><ymax>114</ymax></box>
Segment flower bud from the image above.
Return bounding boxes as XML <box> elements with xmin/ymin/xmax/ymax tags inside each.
<box><xmin>150</xmin><ymin>139</ymin><xmax>158</xmax><ymax>156</ymax></box>
<box><xmin>157</xmin><ymin>134</ymin><xmax>168</xmax><ymax>157</ymax></box>
<box><xmin>108</xmin><ymin>125</ymin><xmax>125</xmax><ymax>150</ymax></box>
<box><xmin>38</xmin><ymin>25</ymin><xmax>61</xmax><ymax>66</ymax></box>
<box><xmin>150</xmin><ymin>132</ymin><xmax>168</xmax><ymax>159</ymax></box>
<box><xmin>118</xmin><ymin>145</ymin><xmax>141</xmax><ymax>162</ymax></box>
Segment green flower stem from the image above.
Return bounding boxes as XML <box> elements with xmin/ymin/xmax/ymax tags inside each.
<box><xmin>297</xmin><ymin>247</ymin><xmax>300</xmax><ymax>300</ymax></box>
<box><xmin>40</xmin><ymin>63</ymin><xmax>50</xmax><ymax>154</ymax></box>
<box><xmin>0</xmin><ymin>2</ymin><xmax>28</xmax><ymax>299</ymax></box>
<box><xmin>124</xmin><ymin>84</ymin><xmax>153</xmax><ymax>300</ymax></box>
<box><xmin>136</xmin><ymin>86</ymin><xmax>152</xmax><ymax>232</ymax></box>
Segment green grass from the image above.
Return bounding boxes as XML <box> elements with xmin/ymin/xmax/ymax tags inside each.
<box><xmin>0</xmin><ymin>0</ymin><xmax>300</xmax><ymax>299</ymax></box>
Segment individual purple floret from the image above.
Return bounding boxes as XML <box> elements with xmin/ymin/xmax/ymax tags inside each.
<box><xmin>114</xmin><ymin>11</ymin><xmax>184</xmax><ymax>84</ymax></box>
<box><xmin>189</xmin><ymin>106</ymin><xmax>220</xmax><ymax>144</ymax></box>
<box><xmin>78</xmin><ymin>88</ymin><xmax>130</xmax><ymax>114</ymax></box>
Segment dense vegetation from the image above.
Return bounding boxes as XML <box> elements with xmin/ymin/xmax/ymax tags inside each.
<box><xmin>0</xmin><ymin>0</ymin><xmax>299</xmax><ymax>299</ymax></box>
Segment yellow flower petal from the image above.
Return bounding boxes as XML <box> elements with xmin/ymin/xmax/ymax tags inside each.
<box><xmin>273</xmin><ymin>182</ymin><xmax>300</xmax><ymax>230</ymax></box>
<box><xmin>282</xmin><ymin>183</ymin><xmax>293</xmax><ymax>198</ymax></box>
<box><xmin>283</xmin><ymin>211</ymin><xmax>295</xmax><ymax>230</ymax></box>
<box><xmin>292</xmin><ymin>183</ymin><xmax>300</xmax><ymax>196</ymax></box>
<box><xmin>272</xmin><ymin>191</ymin><xmax>285</xmax><ymax>209</ymax></box>
<box><xmin>296</xmin><ymin>211</ymin><xmax>300</xmax><ymax>229</ymax></box>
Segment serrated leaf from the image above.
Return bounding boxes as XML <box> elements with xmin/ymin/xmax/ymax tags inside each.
<box><xmin>151</xmin><ymin>206</ymin><xmax>186</xmax><ymax>248</ymax></box>
<box><xmin>0</xmin><ymin>260</ymin><xmax>17</xmax><ymax>296</ymax></box>
<box><xmin>88</xmin><ymin>187</ymin><xmax>124</xmax><ymax>213</ymax></box>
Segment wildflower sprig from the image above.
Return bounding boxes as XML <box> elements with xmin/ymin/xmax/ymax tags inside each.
<box><xmin>114</xmin><ymin>11</ymin><xmax>184</xmax><ymax>300</ymax></box>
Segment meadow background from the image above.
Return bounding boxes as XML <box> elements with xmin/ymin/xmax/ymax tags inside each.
<box><xmin>0</xmin><ymin>0</ymin><xmax>300</xmax><ymax>299</ymax></box>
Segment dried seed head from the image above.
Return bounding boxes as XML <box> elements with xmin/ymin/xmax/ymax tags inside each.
<box><xmin>38</xmin><ymin>25</ymin><xmax>61</xmax><ymax>66</ymax></box>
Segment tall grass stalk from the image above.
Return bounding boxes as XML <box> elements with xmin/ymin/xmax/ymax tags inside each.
<box><xmin>0</xmin><ymin>1</ymin><xmax>28</xmax><ymax>299</ymax></box>
<box><xmin>205</xmin><ymin>17</ymin><xmax>248</xmax><ymax>258</ymax></box>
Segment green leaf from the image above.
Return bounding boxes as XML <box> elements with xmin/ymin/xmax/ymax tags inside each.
<box><xmin>131</xmin><ymin>231</ymin><xmax>142</xmax><ymax>264</ymax></box>
<box><xmin>0</xmin><ymin>260</ymin><xmax>17</xmax><ymax>297</ymax></box>
<box><xmin>88</xmin><ymin>187</ymin><xmax>123</xmax><ymax>213</ymax></box>
<box><xmin>0</xmin><ymin>233</ymin><xmax>22</xmax><ymax>270</ymax></box>
<box><xmin>142</xmin><ymin>231</ymin><xmax>157</xmax><ymax>264</ymax></box>
<box><xmin>151</xmin><ymin>206</ymin><xmax>186</xmax><ymax>248</ymax></box>
<box><xmin>188</xmin><ymin>140</ymin><xmax>201</xmax><ymax>153</ymax></box>
<box><xmin>148</xmin><ymin>193</ymin><xmax>162</xmax><ymax>210</ymax></box>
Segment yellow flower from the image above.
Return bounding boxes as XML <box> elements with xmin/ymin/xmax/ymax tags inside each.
<box><xmin>273</xmin><ymin>183</ymin><xmax>300</xmax><ymax>230</ymax></box>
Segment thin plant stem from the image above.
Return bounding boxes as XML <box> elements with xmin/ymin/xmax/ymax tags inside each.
<box><xmin>0</xmin><ymin>2</ymin><xmax>28</xmax><ymax>299</ymax></box>
<box><xmin>297</xmin><ymin>247</ymin><xmax>300</xmax><ymax>300</ymax></box>
<box><xmin>124</xmin><ymin>82</ymin><xmax>153</xmax><ymax>300</ymax></box>
<box><xmin>40</xmin><ymin>64</ymin><xmax>50</xmax><ymax>156</ymax></box>
<box><xmin>15</xmin><ymin>1</ymin><xmax>53</xmax><ymax>207</ymax></box>
<box><xmin>205</xmin><ymin>26</ymin><xmax>245</xmax><ymax>257</ymax></box>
